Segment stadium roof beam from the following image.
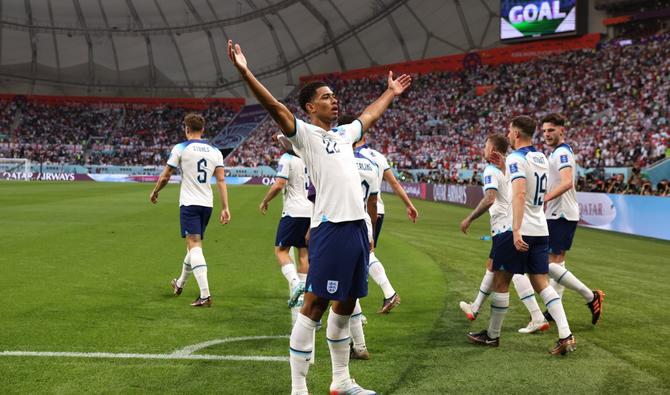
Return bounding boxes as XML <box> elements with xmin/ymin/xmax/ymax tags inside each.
<box><xmin>96</xmin><ymin>0</ymin><xmax>121</xmax><ymax>86</ymax></box>
<box><xmin>47</xmin><ymin>0</ymin><xmax>62</xmax><ymax>81</ymax></box>
<box><xmin>0</xmin><ymin>0</ymin><xmax>407</xmax><ymax>94</ymax></box>
<box><xmin>375</xmin><ymin>0</ymin><xmax>410</xmax><ymax>61</ymax></box>
<box><xmin>401</xmin><ymin>2</ymin><xmax>466</xmax><ymax>58</ymax></box>
<box><xmin>72</xmin><ymin>0</ymin><xmax>95</xmax><ymax>90</ymax></box>
<box><xmin>153</xmin><ymin>0</ymin><xmax>193</xmax><ymax>96</ymax></box>
<box><xmin>123</xmin><ymin>0</ymin><xmax>156</xmax><ymax>94</ymax></box>
<box><xmin>325</xmin><ymin>0</ymin><xmax>375</xmax><ymax>66</ymax></box>
<box><xmin>0</xmin><ymin>0</ymin><xmax>302</xmax><ymax>37</ymax></box>
<box><xmin>476</xmin><ymin>0</ymin><xmax>499</xmax><ymax>48</ymax></box>
<box><xmin>24</xmin><ymin>0</ymin><xmax>37</xmax><ymax>89</ymax></box>
<box><xmin>452</xmin><ymin>0</ymin><xmax>475</xmax><ymax>50</ymax></box>
<box><xmin>182</xmin><ymin>0</ymin><xmax>226</xmax><ymax>92</ymax></box>
<box><xmin>246</xmin><ymin>0</ymin><xmax>293</xmax><ymax>84</ymax></box>
<box><xmin>264</xmin><ymin>0</ymin><xmax>314</xmax><ymax>76</ymax></box>
<box><xmin>202</xmin><ymin>0</ymin><xmax>244</xmax><ymax>98</ymax></box>
<box><xmin>300</xmin><ymin>0</ymin><xmax>346</xmax><ymax>71</ymax></box>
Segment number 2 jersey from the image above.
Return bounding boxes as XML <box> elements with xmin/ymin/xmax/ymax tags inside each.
<box><xmin>275</xmin><ymin>153</ymin><xmax>313</xmax><ymax>218</ymax></box>
<box><xmin>546</xmin><ymin>143</ymin><xmax>579</xmax><ymax>221</ymax></box>
<box><xmin>505</xmin><ymin>145</ymin><xmax>549</xmax><ymax>237</ymax></box>
<box><xmin>287</xmin><ymin>118</ymin><xmax>367</xmax><ymax>228</ymax></box>
<box><xmin>167</xmin><ymin>139</ymin><xmax>224</xmax><ymax>207</ymax></box>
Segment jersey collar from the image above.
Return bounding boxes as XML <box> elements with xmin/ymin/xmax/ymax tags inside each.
<box><xmin>515</xmin><ymin>145</ymin><xmax>536</xmax><ymax>155</ymax></box>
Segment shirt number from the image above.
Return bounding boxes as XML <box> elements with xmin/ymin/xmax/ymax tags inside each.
<box><xmin>323</xmin><ymin>139</ymin><xmax>339</xmax><ymax>154</ymax></box>
<box><xmin>533</xmin><ymin>172</ymin><xmax>547</xmax><ymax>206</ymax></box>
<box><xmin>197</xmin><ymin>159</ymin><xmax>207</xmax><ymax>184</ymax></box>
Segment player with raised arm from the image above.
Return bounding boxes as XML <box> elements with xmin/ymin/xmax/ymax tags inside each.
<box><xmin>259</xmin><ymin>140</ymin><xmax>312</xmax><ymax>323</ymax></box>
<box><xmin>466</xmin><ymin>116</ymin><xmax>576</xmax><ymax>355</ymax></box>
<box><xmin>150</xmin><ymin>113</ymin><xmax>231</xmax><ymax>307</ymax></box>
<box><xmin>353</xmin><ymin>135</ymin><xmax>417</xmax><ymax>314</ymax></box>
<box><xmin>541</xmin><ymin>113</ymin><xmax>604</xmax><ymax>324</ymax></box>
<box><xmin>228</xmin><ymin>39</ymin><xmax>411</xmax><ymax>394</ymax></box>
<box><xmin>458</xmin><ymin>134</ymin><xmax>549</xmax><ymax>333</ymax></box>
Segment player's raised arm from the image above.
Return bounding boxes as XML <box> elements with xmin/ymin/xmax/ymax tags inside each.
<box><xmin>357</xmin><ymin>71</ymin><xmax>412</xmax><ymax>133</ymax></box>
<box><xmin>227</xmin><ymin>40</ymin><xmax>295</xmax><ymax>135</ymax></box>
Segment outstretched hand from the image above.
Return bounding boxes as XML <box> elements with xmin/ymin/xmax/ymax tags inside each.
<box><xmin>387</xmin><ymin>71</ymin><xmax>412</xmax><ymax>96</ymax></box>
<box><xmin>227</xmin><ymin>40</ymin><xmax>248</xmax><ymax>73</ymax></box>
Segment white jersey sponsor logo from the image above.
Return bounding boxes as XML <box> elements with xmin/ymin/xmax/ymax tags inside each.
<box><xmin>167</xmin><ymin>140</ymin><xmax>223</xmax><ymax>207</ymax></box>
<box><xmin>287</xmin><ymin>118</ymin><xmax>366</xmax><ymax>228</ymax></box>
<box><xmin>546</xmin><ymin>143</ymin><xmax>580</xmax><ymax>221</ymax></box>
<box><xmin>275</xmin><ymin>153</ymin><xmax>312</xmax><ymax>218</ymax></box>
<box><xmin>506</xmin><ymin>146</ymin><xmax>550</xmax><ymax>236</ymax></box>
<box><xmin>482</xmin><ymin>164</ymin><xmax>512</xmax><ymax>235</ymax></box>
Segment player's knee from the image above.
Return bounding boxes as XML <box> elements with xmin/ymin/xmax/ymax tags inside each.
<box><xmin>275</xmin><ymin>246</ymin><xmax>290</xmax><ymax>261</ymax></box>
<box><xmin>186</xmin><ymin>234</ymin><xmax>202</xmax><ymax>249</ymax></box>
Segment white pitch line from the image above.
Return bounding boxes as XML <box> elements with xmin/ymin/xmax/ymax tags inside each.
<box><xmin>1</xmin><ymin>335</ymin><xmax>292</xmax><ymax>362</ymax></box>
<box><xmin>0</xmin><ymin>351</ymin><xmax>288</xmax><ymax>362</ymax></box>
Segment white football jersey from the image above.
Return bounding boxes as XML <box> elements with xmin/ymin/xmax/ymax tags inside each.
<box><xmin>505</xmin><ymin>146</ymin><xmax>550</xmax><ymax>236</ymax></box>
<box><xmin>366</xmin><ymin>148</ymin><xmax>390</xmax><ymax>215</ymax></box>
<box><xmin>287</xmin><ymin>118</ymin><xmax>366</xmax><ymax>228</ymax></box>
<box><xmin>482</xmin><ymin>164</ymin><xmax>512</xmax><ymax>236</ymax></box>
<box><xmin>167</xmin><ymin>139</ymin><xmax>224</xmax><ymax>207</ymax></box>
<box><xmin>354</xmin><ymin>147</ymin><xmax>381</xmax><ymax>209</ymax></box>
<box><xmin>546</xmin><ymin>143</ymin><xmax>580</xmax><ymax>221</ymax></box>
<box><xmin>275</xmin><ymin>153</ymin><xmax>312</xmax><ymax>218</ymax></box>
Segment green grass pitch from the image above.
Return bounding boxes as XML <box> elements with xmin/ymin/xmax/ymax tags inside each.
<box><xmin>1</xmin><ymin>181</ymin><xmax>669</xmax><ymax>394</ymax></box>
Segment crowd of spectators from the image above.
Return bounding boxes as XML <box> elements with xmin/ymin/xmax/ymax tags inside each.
<box><xmin>228</xmin><ymin>32</ymin><xmax>670</xmax><ymax>195</ymax></box>
<box><xmin>1</xmin><ymin>32</ymin><xmax>669</xmax><ymax>195</ymax></box>
<box><xmin>0</xmin><ymin>100</ymin><xmax>236</xmax><ymax>167</ymax></box>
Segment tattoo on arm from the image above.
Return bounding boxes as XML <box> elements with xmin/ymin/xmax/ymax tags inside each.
<box><xmin>468</xmin><ymin>190</ymin><xmax>496</xmax><ymax>221</ymax></box>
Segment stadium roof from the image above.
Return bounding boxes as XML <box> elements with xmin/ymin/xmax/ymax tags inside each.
<box><xmin>0</xmin><ymin>0</ymin><xmax>501</xmax><ymax>98</ymax></box>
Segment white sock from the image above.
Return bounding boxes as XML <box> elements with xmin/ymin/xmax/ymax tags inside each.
<box><xmin>512</xmin><ymin>274</ymin><xmax>544</xmax><ymax>322</ymax></box>
<box><xmin>487</xmin><ymin>292</ymin><xmax>509</xmax><ymax>339</ymax></box>
<box><xmin>350</xmin><ymin>300</ymin><xmax>366</xmax><ymax>349</ymax></box>
<box><xmin>281</xmin><ymin>262</ymin><xmax>300</xmax><ymax>289</ymax></box>
<box><xmin>368</xmin><ymin>252</ymin><xmax>395</xmax><ymax>299</ymax></box>
<box><xmin>549</xmin><ymin>261</ymin><xmax>566</xmax><ymax>298</ymax></box>
<box><xmin>471</xmin><ymin>270</ymin><xmax>494</xmax><ymax>313</ymax></box>
<box><xmin>176</xmin><ymin>251</ymin><xmax>191</xmax><ymax>288</ymax></box>
<box><xmin>549</xmin><ymin>262</ymin><xmax>593</xmax><ymax>302</ymax></box>
<box><xmin>297</xmin><ymin>272</ymin><xmax>307</xmax><ymax>283</ymax></box>
<box><xmin>540</xmin><ymin>286</ymin><xmax>571</xmax><ymax>339</ymax></box>
<box><xmin>289</xmin><ymin>314</ymin><xmax>316</xmax><ymax>393</ymax></box>
<box><xmin>189</xmin><ymin>247</ymin><xmax>210</xmax><ymax>299</ymax></box>
<box><xmin>327</xmin><ymin>310</ymin><xmax>351</xmax><ymax>385</ymax></box>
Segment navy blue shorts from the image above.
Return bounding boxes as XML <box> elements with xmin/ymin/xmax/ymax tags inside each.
<box><xmin>373</xmin><ymin>214</ymin><xmax>384</xmax><ymax>247</ymax></box>
<box><xmin>491</xmin><ymin>231</ymin><xmax>549</xmax><ymax>274</ymax></box>
<box><xmin>275</xmin><ymin>216</ymin><xmax>310</xmax><ymax>248</ymax></box>
<box><xmin>548</xmin><ymin>219</ymin><xmax>578</xmax><ymax>255</ymax></box>
<box><xmin>306</xmin><ymin>220</ymin><xmax>369</xmax><ymax>301</ymax></box>
<box><xmin>180</xmin><ymin>205</ymin><xmax>212</xmax><ymax>239</ymax></box>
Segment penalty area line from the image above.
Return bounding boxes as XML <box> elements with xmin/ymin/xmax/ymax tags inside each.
<box><xmin>0</xmin><ymin>350</ymin><xmax>288</xmax><ymax>362</ymax></box>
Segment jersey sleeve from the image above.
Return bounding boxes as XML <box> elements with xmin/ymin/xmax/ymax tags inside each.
<box><xmin>275</xmin><ymin>154</ymin><xmax>291</xmax><ymax>179</ymax></box>
<box><xmin>374</xmin><ymin>151</ymin><xmax>391</xmax><ymax>173</ymax></box>
<box><xmin>166</xmin><ymin>145</ymin><xmax>182</xmax><ymax>169</ymax></box>
<box><xmin>506</xmin><ymin>154</ymin><xmax>527</xmax><ymax>182</ymax></box>
<box><xmin>369</xmin><ymin>165</ymin><xmax>381</xmax><ymax>195</ymax></box>
<box><xmin>337</xmin><ymin>120</ymin><xmax>364</xmax><ymax>143</ymax></box>
<box><xmin>556</xmin><ymin>147</ymin><xmax>575</xmax><ymax>171</ymax></box>
<box><xmin>482</xmin><ymin>167</ymin><xmax>499</xmax><ymax>191</ymax></box>
<box><xmin>215</xmin><ymin>150</ymin><xmax>224</xmax><ymax>169</ymax></box>
<box><xmin>287</xmin><ymin>118</ymin><xmax>307</xmax><ymax>153</ymax></box>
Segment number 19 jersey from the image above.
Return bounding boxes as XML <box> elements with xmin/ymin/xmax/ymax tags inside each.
<box><xmin>167</xmin><ymin>139</ymin><xmax>224</xmax><ymax>207</ymax></box>
<box><xmin>505</xmin><ymin>146</ymin><xmax>549</xmax><ymax>237</ymax></box>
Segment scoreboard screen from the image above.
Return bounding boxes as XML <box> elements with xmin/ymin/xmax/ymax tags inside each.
<box><xmin>500</xmin><ymin>0</ymin><xmax>586</xmax><ymax>42</ymax></box>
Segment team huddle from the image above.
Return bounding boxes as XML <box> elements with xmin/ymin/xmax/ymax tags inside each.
<box><xmin>148</xmin><ymin>40</ymin><xmax>604</xmax><ymax>395</ymax></box>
